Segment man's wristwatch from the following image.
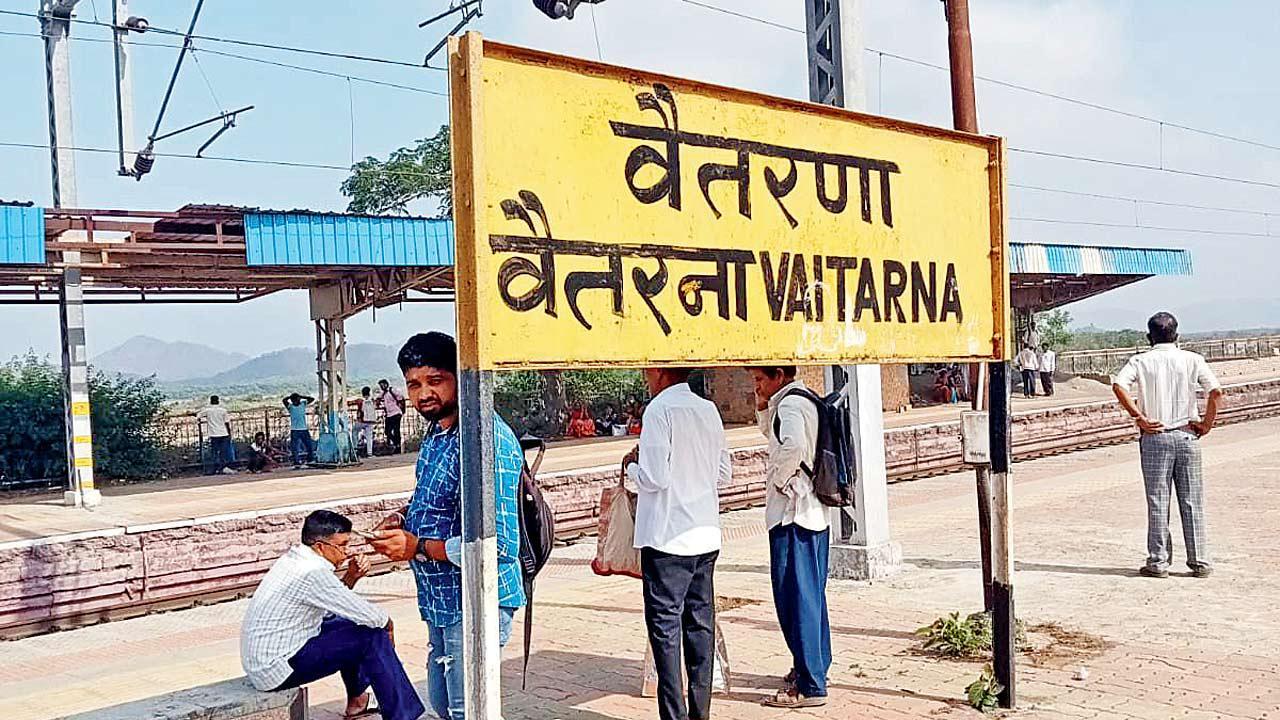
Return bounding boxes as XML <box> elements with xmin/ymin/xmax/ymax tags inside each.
<box><xmin>415</xmin><ymin>536</ymin><xmax>430</xmax><ymax>562</ymax></box>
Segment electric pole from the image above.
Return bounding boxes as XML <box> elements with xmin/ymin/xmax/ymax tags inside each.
<box><xmin>805</xmin><ymin>0</ymin><xmax>902</xmax><ymax>581</ymax></box>
<box><xmin>944</xmin><ymin>0</ymin><xmax>1015</xmax><ymax>707</ymax></box>
<box><xmin>42</xmin><ymin>0</ymin><xmax>101</xmax><ymax>509</ymax></box>
<box><xmin>112</xmin><ymin>0</ymin><xmax>138</xmax><ymax>175</ymax></box>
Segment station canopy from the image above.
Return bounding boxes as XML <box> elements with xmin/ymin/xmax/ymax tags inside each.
<box><xmin>0</xmin><ymin>202</ymin><xmax>1190</xmax><ymax>312</ymax></box>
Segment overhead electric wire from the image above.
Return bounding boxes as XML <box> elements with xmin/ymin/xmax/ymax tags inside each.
<box><xmin>1010</xmin><ymin>216</ymin><xmax>1274</xmax><ymax>238</ymax></box>
<box><xmin>1008</xmin><ymin>147</ymin><xmax>1280</xmax><ymax>191</ymax></box>
<box><xmin>0</xmin><ymin>139</ymin><xmax>440</xmax><ymax>179</ymax></box>
<box><xmin>672</xmin><ymin>0</ymin><xmax>1280</xmax><ymax>155</ymax></box>
<box><xmin>0</xmin><ymin>27</ymin><xmax>447</xmax><ymax>96</ymax></box>
<box><xmin>0</xmin><ymin>8</ymin><xmax>441</xmax><ymax>70</ymax></box>
<box><xmin>1008</xmin><ymin>183</ymin><xmax>1273</xmax><ymax>218</ymax></box>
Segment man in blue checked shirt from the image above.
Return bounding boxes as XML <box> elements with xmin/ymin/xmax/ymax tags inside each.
<box><xmin>370</xmin><ymin>332</ymin><xmax>526</xmax><ymax>720</ymax></box>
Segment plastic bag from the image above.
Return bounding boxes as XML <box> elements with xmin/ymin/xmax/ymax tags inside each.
<box><xmin>591</xmin><ymin>479</ymin><xmax>642</xmax><ymax>579</ymax></box>
<box><xmin>641</xmin><ymin>619</ymin><xmax>732</xmax><ymax>696</ymax></box>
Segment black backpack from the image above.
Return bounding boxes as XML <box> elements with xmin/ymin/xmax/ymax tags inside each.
<box><xmin>771</xmin><ymin>386</ymin><xmax>856</xmax><ymax>508</ymax></box>
<box><xmin>516</xmin><ymin>436</ymin><xmax>555</xmax><ymax>688</ymax></box>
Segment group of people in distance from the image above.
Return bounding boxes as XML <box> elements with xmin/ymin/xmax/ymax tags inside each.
<box><xmin>195</xmin><ymin>380</ymin><xmax>411</xmax><ymax>477</ymax></box>
<box><xmin>237</xmin><ymin>310</ymin><xmax>1221</xmax><ymax>720</ymax></box>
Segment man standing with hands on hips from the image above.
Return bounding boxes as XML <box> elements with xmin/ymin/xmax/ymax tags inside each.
<box><xmin>622</xmin><ymin>368</ymin><xmax>731</xmax><ymax>720</ymax></box>
<box><xmin>368</xmin><ymin>332</ymin><xmax>525</xmax><ymax>720</ymax></box>
<box><xmin>1112</xmin><ymin>312</ymin><xmax>1222</xmax><ymax>579</ymax></box>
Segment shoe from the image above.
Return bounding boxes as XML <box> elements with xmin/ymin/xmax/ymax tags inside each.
<box><xmin>221</xmin><ymin>467</ymin><xmax>238</xmax><ymax>475</ymax></box>
<box><xmin>762</xmin><ymin>689</ymin><xmax>827</xmax><ymax>708</ymax></box>
<box><xmin>1191</xmin><ymin>565</ymin><xmax>1213</xmax><ymax>578</ymax></box>
<box><xmin>1139</xmin><ymin>566</ymin><xmax>1169</xmax><ymax>578</ymax></box>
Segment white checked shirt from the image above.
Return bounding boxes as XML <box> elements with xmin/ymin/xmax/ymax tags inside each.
<box><xmin>240</xmin><ymin>545</ymin><xmax>389</xmax><ymax>691</ymax></box>
<box><xmin>1112</xmin><ymin>343</ymin><xmax>1222</xmax><ymax>429</ymax></box>
<box><xmin>626</xmin><ymin>383</ymin><xmax>730</xmax><ymax>556</ymax></box>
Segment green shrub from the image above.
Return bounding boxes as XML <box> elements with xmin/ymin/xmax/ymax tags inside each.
<box><xmin>916</xmin><ymin>611</ymin><xmax>991</xmax><ymax>658</ymax></box>
<box><xmin>0</xmin><ymin>354</ymin><xmax>169</xmax><ymax>484</ymax></box>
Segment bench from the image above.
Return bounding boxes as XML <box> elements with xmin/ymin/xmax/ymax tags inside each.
<box><xmin>59</xmin><ymin>678</ymin><xmax>308</xmax><ymax>720</ymax></box>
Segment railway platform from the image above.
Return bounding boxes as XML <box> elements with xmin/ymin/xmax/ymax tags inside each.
<box><xmin>4</xmin><ymin>415</ymin><xmax>1279</xmax><ymax>720</ymax></box>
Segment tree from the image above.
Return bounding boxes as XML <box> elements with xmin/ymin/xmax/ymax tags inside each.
<box><xmin>1035</xmin><ymin>309</ymin><xmax>1074</xmax><ymax>350</ymax></box>
<box><xmin>341</xmin><ymin>125</ymin><xmax>453</xmax><ymax>217</ymax></box>
<box><xmin>0</xmin><ymin>354</ymin><xmax>169</xmax><ymax>485</ymax></box>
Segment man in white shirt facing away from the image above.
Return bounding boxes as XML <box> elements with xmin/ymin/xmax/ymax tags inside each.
<box><xmin>622</xmin><ymin>368</ymin><xmax>731</xmax><ymax>720</ymax></box>
<box><xmin>749</xmin><ymin>366</ymin><xmax>830</xmax><ymax>709</ymax></box>
<box><xmin>196</xmin><ymin>395</ymin><xmax>235</xmax><ymax>475</ymax></box>
<box><xmin>241</xmin><ymin>510</ymin><xmax>424</xmax><ymax>720</ymax></box>
<box><xmin>1038</xmin><ymin>346</ymin><xmax>1057</xmax><ymax>397</ymax></box>
<box><xmin>1112</xmin><ymin>312</ymin><xmax>1223</xmax><ymax>579</ymax></box>
<box><xmin>1015</xmin><ymin>345</ymin><xmax>1039</xmax><ymax>398</ymax></box>
<box><xmin>354</xmin><ymin>386</ymin><xmax>378</xmax><ymax>457</ymax></box>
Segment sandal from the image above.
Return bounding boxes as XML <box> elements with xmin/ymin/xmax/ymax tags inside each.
<box><xmin>782</xmin><ymin>669</ymin><xmax>796</xmax><ymax>688</ymax></box>
<box><xmin>762</xmin><ymin>688</ymin><xmax>827</xmax><ymax>709</ymax></box>
<box><xmin>343</xmin><ymin>710</ymin><xmax>381</xmax><ymax>720</ymax></box>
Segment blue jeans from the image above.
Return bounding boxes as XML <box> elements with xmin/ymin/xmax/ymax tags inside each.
<box><xmin>426</xmin><ymin>607</ymin><xmax>516</xmax><ymax>720</ymax></box>
<box><xmin>290</xmin><ymin>429</ymin><xmax>315</xmax><ymax>466</ymax></box>
<box><xmin>769</xmin><ymin>524</ymin><xmax>832</xmax><ymax>697</ymax></box>
<box><xmin>276</xmin><ymin>616</ymin><xmax>425</xmax><ymax>720</ymax></box>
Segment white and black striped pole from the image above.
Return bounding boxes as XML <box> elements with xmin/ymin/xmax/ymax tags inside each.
<box><xmin>42</xmin><ymin>0</ymin><xmax>101</xmax><ymax>508</ymax></box>
<box><xmin>449</xmin><ymin>31</ymin><xmax>503</xmax><ymax>720</ymax></box>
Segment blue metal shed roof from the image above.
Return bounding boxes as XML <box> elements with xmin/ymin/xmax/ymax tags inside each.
<box><xmin>1009</xmin><ymin>243</ymin><xmax>1192</xmax><ymax>276</ymax></box>
<box><xmin>0</xmin><ymin>204</ymin><xmax>45</xmax><ymax>265</ymax></box>
<box><xmin>244</xmin><ymin>212</ymin><xmax>453</xmax><ymax>267</ymax></box>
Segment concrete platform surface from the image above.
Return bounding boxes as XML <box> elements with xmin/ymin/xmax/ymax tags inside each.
<box><xmin>3</xmin><ymin>416</ymin><xmax>1278</xmax><ymax>720</ymax></box>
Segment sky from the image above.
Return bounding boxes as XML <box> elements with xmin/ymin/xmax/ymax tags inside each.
<box><xmin>0</xmin><ymin>0</ymin><xmax>1277</xmax><ymax>360</ymax></box>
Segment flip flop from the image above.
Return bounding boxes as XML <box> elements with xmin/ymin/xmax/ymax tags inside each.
<box><xmin>342</xmin><ymin>707</ymin><xmax>382</xmax><ymax>719</ymax></box>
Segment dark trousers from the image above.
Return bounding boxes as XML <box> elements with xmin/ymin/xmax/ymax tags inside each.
<box><xmin>641</xmin><ymin>548</ymin><xmax>718</xmax><ymax>720</ymax></box>
<box><xmin>206</xmin><ymin>436</ymin><xmax>232</xmax><ymax>474</ymax></box>
<box><xmin>769</xmin><ymin>524</ymin><xmax>832</xmax><ymax>697</ymax></box>
<box><xmin>385</xmin><ymin>415</ymin><xmax>403</xmax><ymax>453</ymax></box>
<box><xmin>276</xmin><ymin>616</ymin><xmax>424</xmax><ymax>720</ymax></box>
<box><xmin>1039</xmin><ymin>371</ymin><xmax>1054</xmax><ymax>396</ymax></box>
<box><xmin>1020</xmin><ymin>369</ymin><xmax>1037</xmax><ymax>397</ymax></box>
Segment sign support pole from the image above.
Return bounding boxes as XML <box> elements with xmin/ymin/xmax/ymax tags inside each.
<box><xmin>945</xmin><ymin>0</ymin><xmax>1015</xmax><ymax>707</ymax></box>
<box><xmin>449</xmin><ymin>31</ymin><xmax>502</xmax><ymax>720</ymax></box>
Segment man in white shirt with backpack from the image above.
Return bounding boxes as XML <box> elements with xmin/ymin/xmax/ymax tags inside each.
<box><xmin>750</xmin><ymin>366</ymin><xmax>831</xmax><ymax>709</ymax></box>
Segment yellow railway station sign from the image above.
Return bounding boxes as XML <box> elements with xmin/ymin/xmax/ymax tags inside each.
<box><xmin>450</xmin><ymin>34</ymin><xmax>1008</xmax><ymax>370</ymax></box>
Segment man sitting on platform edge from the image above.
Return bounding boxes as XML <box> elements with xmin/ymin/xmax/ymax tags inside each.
<box><xmin>241</xmin><ymin>509</ymin><xmax>424</xmax><ymax>720</ymax></box>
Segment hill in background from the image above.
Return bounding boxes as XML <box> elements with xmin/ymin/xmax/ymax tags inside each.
<box><xmin>91</xmin><ymin>336</ymin><xmax>248</xmax><ymax>381</ymax></box>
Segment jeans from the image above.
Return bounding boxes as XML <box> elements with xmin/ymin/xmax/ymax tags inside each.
<box><xmin>641</xmin><ymin>548</ymin><xmax>718</xmax><ymax>720</ymax></box>
<box><xmin>1020</xmin><ymin>369</ymin><xmax>1037</xmax><ymax>397</ymax></box>
<box><xmin>769</xmin><ymin>524</ymin><xmax>832</xmax><ymax>697</ymax></box>
<box><xmin>426</xmin><ymin>606</ymin><xmax>516</xmax><ymax>720</ymax></box>
<box><xmin>206</xmin><ymin>436</ymin><xmax>232</xmax><ymax>474</ymax></box>
<box><xmin>290</xmin><ymin>429</ymin><xmax>315</xmax><ymax>466</ymax></box>
<box><xmin>276</xmin><ymin>616</ymin><xmax>425</xmax><ymax>720</ymax></box>
<box><xmin>355</xmin><ymin>421</ymin><xmax>374</xmax><ymax>456</ymax></box>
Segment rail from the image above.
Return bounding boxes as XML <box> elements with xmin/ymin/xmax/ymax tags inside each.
<box><xmin>1057</xmin><ymin>335</ymin><xmax>1280</xmax><ymax>376</ymax></box>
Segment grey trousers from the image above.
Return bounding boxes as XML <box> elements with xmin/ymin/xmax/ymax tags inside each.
<box><xmin>1139</xmin><ymin>429</ymin><xmax>1210</xmax><ymax>572</ymax></box>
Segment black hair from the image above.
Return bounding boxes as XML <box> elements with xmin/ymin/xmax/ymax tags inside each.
<box><xmin>1147</xmin><ymin>312</ymin><xmax>1179</xmax><ymax>344</ymax></box>
<box><xmin>665</xmin><ymin>368</ymin><xmax>693</xmax><ymax>383</ymax></box>
<box><xmin>398</xmin><ymin>332</ymin><xmax>458</xmax><ymax>375</ymax></box>
<box><xmin>754</xmin><ymin>366</ymin><xmax>797</xmax><ymax>380</ymax></box>
<box><xmin>210</xmin><ymin>395</ymin><xmax>220</xmax><ymax>404</ymax></box>
<box><xmin>301</xmin><ymin>509</ymin><xmax>352</xmax><ymax>545</ymax></box>
<box><xmin>361</xmin><ymin>386</ymin><xmax>371</xmax><ymax>396</ymax></box>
